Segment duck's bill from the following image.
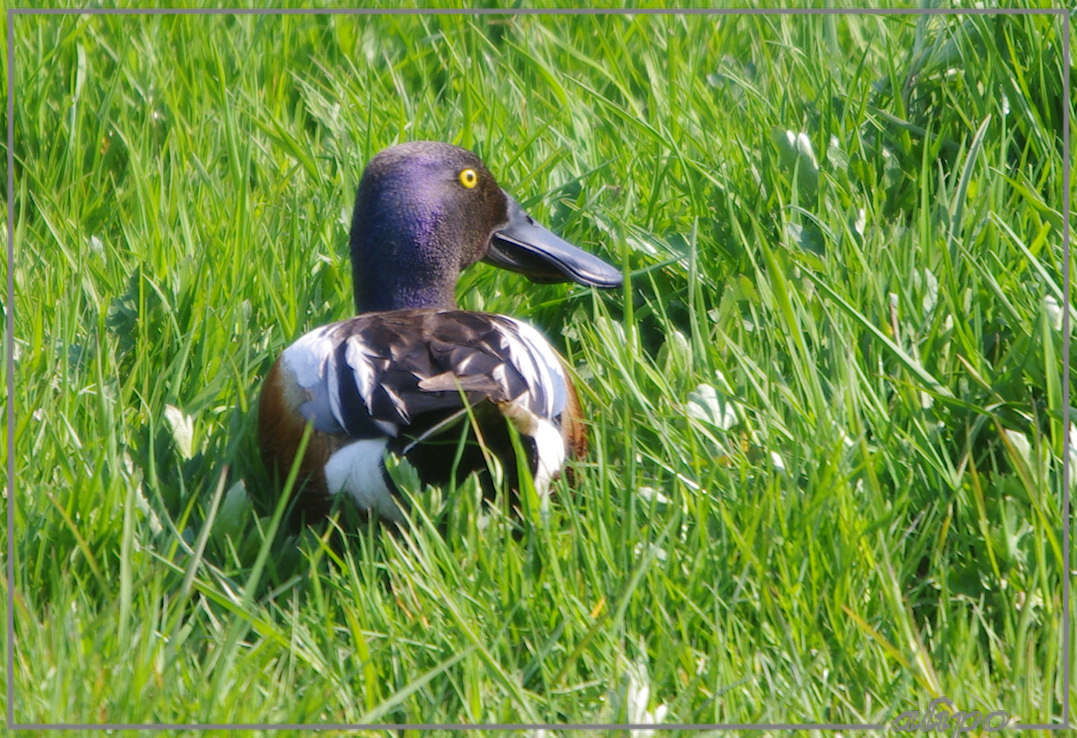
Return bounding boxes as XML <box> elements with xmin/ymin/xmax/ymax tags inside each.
<box><xmin>484</xmin><ymin>193</ymin><xmax>623</xmax><ymax>288</ymax></box>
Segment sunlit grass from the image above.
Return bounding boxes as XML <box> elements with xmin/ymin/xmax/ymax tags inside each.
<box><xmin>5</xmin><ymin>2</ymin><xmax>1072</xmax><ymax>728</ymax></box>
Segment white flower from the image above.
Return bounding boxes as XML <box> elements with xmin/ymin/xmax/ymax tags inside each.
<box><xmin>636</xmin><ymin>486</ymin><xmax>671</xmax><ymax>505</ymax></box>
<box><xmin>614</xmin><ymin>657</ymin><xmax>668</xmax><ymax>736</ymax></box>
<box><xmin>770</xmin><ymin>450</ymin><xmax>786</xmax><ymax>472</ymax></box>
<box><xmin>1003</xmin><ymin>428</ymin><xmax>1032</xmax><ymax>470</ymax></box>
<box><xmin>1044</xmin><ymin>295</ymin><xmax>1064</xmax><ymax>332</ymax></box>
<box><xmin>164</xmin><ymin>404</ymin><xmax>195</xmax><ymax>460</ymax></box>
<box><xmin>686</xmin><ymin>383</ymin><xmax>739</xmax><ymax>431</ymax></box>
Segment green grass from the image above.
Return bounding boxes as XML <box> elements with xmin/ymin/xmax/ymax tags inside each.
<box><xmin>4</xmin><ymin>2</ymin><xmax>1073</xmax><ymax>731</ymax></box>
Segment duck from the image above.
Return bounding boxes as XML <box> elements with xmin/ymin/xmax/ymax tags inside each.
<box><xmin>257</xmin><ymin>141</ymin><xmax>622</xmax><ymax>523</ymax></box>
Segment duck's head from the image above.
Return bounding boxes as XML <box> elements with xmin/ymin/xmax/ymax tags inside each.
<box><xmin>350</xmin><ymin>141</ymin><xmax>623</xmax><ymax>313</ymax></box>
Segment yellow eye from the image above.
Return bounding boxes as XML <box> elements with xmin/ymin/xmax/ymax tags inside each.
<box><xmin>459</xmin><ymin>168</ymin><xmax>478</xmax><ymax>189</ymax></box>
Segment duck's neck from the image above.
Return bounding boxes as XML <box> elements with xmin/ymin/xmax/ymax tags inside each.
<box><xmin>352</xmin><ymin>261</ymin><xmax>459</xmax><ymax>312</ymax></box>
<box><xmin>350</xmin><ymin>220</ymin><xmax>461</xmax><ymax>313</ymax></box>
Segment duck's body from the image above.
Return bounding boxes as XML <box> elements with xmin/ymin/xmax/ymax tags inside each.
<box><xmin>259</xmin><ymin>309</ymin><xmax>585</xmax><ymax>522</ymax></box>
<box><xmin>258</xmin><ymin>142</ymin><xmax>621</xmax><ymax>522</ymax></box>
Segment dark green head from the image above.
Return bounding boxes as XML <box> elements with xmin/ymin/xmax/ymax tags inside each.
<box><xmin>350</xmin><ymin>141</ymin><xmax>622</xmax><ymax>313</ymax></box>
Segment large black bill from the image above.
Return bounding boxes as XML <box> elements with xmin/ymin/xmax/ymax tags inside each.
<box><xmin>484</xmin><ymin>193</ymin><xmax>623</xmax><ymax>288</ymax></box>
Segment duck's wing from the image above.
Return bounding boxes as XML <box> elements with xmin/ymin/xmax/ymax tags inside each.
<box><xmin>275</xmin><ymin>308</ymin><xmax>569</xmax><ymax>441</ymax></box>
<box><xmin>259</xmin><ymin>309</ymin><xmax>585</xmax><ymax>519</ymax></box>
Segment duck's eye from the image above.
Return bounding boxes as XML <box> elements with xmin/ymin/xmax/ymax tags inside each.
<box><xmin>458</xmin><ymin>168</ymin><xmax>478</xmax><ymax>189</ymax></box>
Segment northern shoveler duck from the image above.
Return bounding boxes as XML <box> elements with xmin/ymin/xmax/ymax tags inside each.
<box><xmin>258</xmin><ymin>141</ymin><xmax>622</xmax><ymax>523</ymax></box>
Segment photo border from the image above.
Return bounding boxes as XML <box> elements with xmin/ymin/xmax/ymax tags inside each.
<box><xmin>5</xmin><ymin>5</ymin><xmax>1071</xmax><ymax>731</ymax></box>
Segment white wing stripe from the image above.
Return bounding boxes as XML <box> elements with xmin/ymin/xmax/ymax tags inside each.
<box><xmin>344</xmin><ymin>335</ymin><xmax>379</xmax><ymax>412</ymax></box>
<box><xmin>501</xmin><ymin>317</ymin><xmax>567</xmax><ymax>418</ymax></box>
<box><xmin>281</xmin><ymin>325</ymin><xmax>346</xmax><ymax>434</ymax></box>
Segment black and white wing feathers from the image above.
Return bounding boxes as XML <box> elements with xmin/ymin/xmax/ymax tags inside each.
<box><xmin>281</xmin><ymin>308</ymin><xmax>569</xmax><ymax>446</ymax></box>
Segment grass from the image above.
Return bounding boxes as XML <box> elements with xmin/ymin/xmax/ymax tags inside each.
<box><xmin>4</xmin><ymin>1</ymin><xmax>1073</xmax><ymax>731</ymax></box>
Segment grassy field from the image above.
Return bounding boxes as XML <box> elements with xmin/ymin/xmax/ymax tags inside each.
<box><xmin>4</xmin><ymin>2</ymin><xmax>1074</xmax><ymax>732</ymax></box>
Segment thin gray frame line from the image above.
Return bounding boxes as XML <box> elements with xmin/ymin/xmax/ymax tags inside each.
<box><xmin>10</xmin><ymin>723</ymin><xmax>891</xmax><ymax>731</ymax></box>
<box><xmin>1015</xmin><ymin>726</ymin><xmax>1074</xmax><ymax>732</ymax></box>
<box><xmin>1060</xmin><ymin>9</ymin><xmax>1072</xmax><ymax>733</ymax></box>
<box><xmin>1011</xmin><ymin>727</ymin><xmax>1071</xmax><ymax>733</ymax></box>
<box><xmin>5</xmin><ymin>6</ymin><xmax>1068</xmax><ymax>14</ymax></box>
<box><xmin>5</xmin><ymin>2</ymin><xmax>15</xmax><ymax>732</ymax></box>
<box><xmin>6</xmin><ymin>6</ymin><xmax>17</xmax><ymax>733</ymax></box>
<box><xmin>4</xmin><ymin>4</ymin><xmax>1072</xmax><ymax>732</ymax></box>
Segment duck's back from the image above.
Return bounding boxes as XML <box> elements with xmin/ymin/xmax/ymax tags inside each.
<box><xmin>258</xmin><ymin>309</ymin><xmax>585</xmax><ymax>521</ymax></box>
